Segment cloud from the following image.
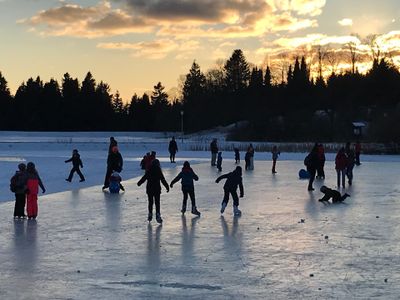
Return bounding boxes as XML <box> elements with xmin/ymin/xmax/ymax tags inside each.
<box><xmin>97</xmin><ymin>39</ymin><xmax>200</xmax><ymax>59</ymax></box>
<box><xmin>338</xmin><ymin>18</ymin><xmax>353</xmax><ymax>27</ymax></box>
<box><xmin>290</xmin><ymin>0</ymin><xmax>326</xmax><ymax>17</ymax></box>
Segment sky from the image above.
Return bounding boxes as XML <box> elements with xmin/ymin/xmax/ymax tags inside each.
<box><xmin>0</xmin><ymin>0</ymin><xmax>399</xmax><ymax>102</ymax></box>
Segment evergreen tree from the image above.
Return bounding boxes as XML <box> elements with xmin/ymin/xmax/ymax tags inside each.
<box><xmin>0</xmin><ymin>72</ymin><xmax>12</xmax><ymax>128</ymax></box>
<box><xmin>224</xmin><ymin>49</ymin><xmax>250</xmax><ymax>92</ymax></box>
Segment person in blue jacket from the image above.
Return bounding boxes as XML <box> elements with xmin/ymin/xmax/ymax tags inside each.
<box><xmin>170</xmin><ymin>161</ymin><xmax>201</xmax><ymax>216</ymax></box>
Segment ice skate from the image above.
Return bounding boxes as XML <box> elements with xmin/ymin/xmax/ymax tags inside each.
<box><xmin>156</xmin><ymin>213</ymin><xmax>163</xmax><ymax>224</ymax></box>
<box><xmin>220</xmin><ymin>202</ymin><xmax>227</xmax><ymax>214</ymax></box>
<box><xmin>233</xmin><ymin>206</ymin><xmax>242</xmax><ymax>216</ymax></box>
<box><xmin>191</xmin><ymin>207</ymin><xmax>201</xmax><ymax>216</ymax></box>
<box><xmin>147</xmin><ymin>213</ymin><xmax>152</xmax><ymax>222</ymax></box>
<box><xmin>181</xmin><ymin>204</ymin><xmax>186</xmax><ymax>214</ymax></box>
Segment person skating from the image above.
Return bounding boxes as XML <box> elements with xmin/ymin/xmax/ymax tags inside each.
<box><xmin>304</xmin><ymin>143</ymin><xmax>319</xmax><ymax>191</ymax></box>
<box><xmin>247</xmin><ymin>144</ymin><xmax>255</xmax><ymax>170</ymax></box>
<box><xmin>316</xmin><ymin>143</ymin><xmax>325</xmax><ymax>179</ymax></box>
<box><xmin>103</xmin><ymin>146</ymin><xmax>123</xmax><ymax>190</ymax></box>
<box><xmin>345</xmin><ymin>142</ymin><xmax>355</xmax><ymax>185</ymax></box>
<box><xmin>210</xmin><ymin>139</ymin><xmax>218</xmax><ymax>166</ymax></box>
<box><xmin>170</xmin><ymin>161</ymin><xmax>200</xmax><ymax>216</ymax></box>
<box><xmin>271</xmin><ymin>145</ymin><xmax>280</xmax><ymax>174</ymax></box>
<box><xmin>215</xmin><ymin>166</ymin><xmax>244</xmax><ymax>216</ymax></box>
<box><xmin>137</xmin><ymin>159</ymin><xmax>169</xmax><ymax>223</ymax></box>
<box><xmin>335</xmin><ymin>147</ymin><xmax>347</xmax><ymax>189</ymax></box>
<box><xmin>216</xmin><ymin>152</ymin><xmax>223</xmax><ymax>172</ymax></box>
<box><xmin>245</xmin><ymin>151</ymin><xmax>251</xmax><ymax>170</ymax></box>
<box><xmin>10</xmin><ymin>163</ymin><xmax>28</xmax><ymax>219</ymax></box>
<box><xmin>318</xmin><ymin>185</ymin><xmax>350</xmax><ymax>204</ymax></box>
<box><xmin>26</xmin><ymin>162</ymin><xmax>45</xmax><ymax>220</ymax></box>
<box><xmin>168</xmin><ymin>137</ymin><xmax>178</xmax><ymax>163</ymax></box>
<box><xmin>355</xmin><ymin>141</ymin><xmax>361</xmax><ymax>166</ymax></box>
<box><xmin>108</xmin><ymin>137</ymin><xmax>118</xmax><ymax>154</ymax></box>
<box><xmin>65</xmin><ymin>149</ymin><xmax>85</xmax><ymax>182</ymax></box>
<box><xmin>145</xmin><ymin>151</ymin><xmax>156</xmax><ymax>171</ymax></box>
<box><xmin>234</xmin><ymin>148</ymin><xmax>240</xmax><ymax>164</ymax></box>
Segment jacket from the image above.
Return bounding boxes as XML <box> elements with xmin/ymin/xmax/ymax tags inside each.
<box><xmin>216</xmin><ymin>169</ymin><xmax>244</xmax><ymax>196</ymax></box>
<box><xmin>138</xmin><ymin>166</ymin><xmax>169</xmax><ymax>195</ymax></box>
<box><xmin>65</xmin><ymin>153</ymin><xmax>83</xmax><ymax>168</ymax></box>
<box><xmin>170</xmin><ymin>167</ymin><xmax>199</xmax><ymax>190</ymax></box>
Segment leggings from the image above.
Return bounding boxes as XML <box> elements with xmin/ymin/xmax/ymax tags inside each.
<box><xmin>222</xmin><ymin>189</ymin><xmax>239</xmax><ymax>207</ymax></box>
<box><xmin>148</xmin><ymin>193</ymin><xmax>161</xmax><ymax>215</ymax></box>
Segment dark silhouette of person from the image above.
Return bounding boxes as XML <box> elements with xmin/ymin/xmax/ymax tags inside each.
<box><xmin>216</xmin><ymin>166</ymin><xmax>244</xmax><ymax>216</ymax></box>
<box><xmin>210</xmin><ymin>139</ymin><xmax>218</xmax><ymax>166</ymax></box>
<box><xmin>168</xmin><ymin>137</ymin><xmax>178</xmax><ymax>163</ymax></box>
<box><xmin>316</xmin><ymin>143</ymin><xmax>325</xmax><ymax>179</ymax></box>
<box><xmin>345</xmin><ymin>142</ymin><xmax>356</xmax><ymax>185</ymax></box>
<box><xmin>355</xmin><ymin>141</ymin><xmax>361</xmax><ymax>165</ymax></box>
<box><xmin>12</xmin><ymin>163</ymin><xmax>28</xmax><ymax>219</ymax></box>
<box><xmin>103</xmin><ymin>146</ymin><xmax>123</xmax><ymax>190</ymax></box>
<box><xmin>318</xmin><ymin>186</ymin><xmax>350</xmax><ymax>203</ymax></box>
<box><xmin>65</xmin><ymin>149</ymin><xmax>85</xmax><ymax>182</ymax></box>
<box><xmin>108</xmin><ymin>137</ymin><xmax>118</xmax><ymax>154</ymax></box>
<box><xmin>234</xmin><ymin>148</ymin><xmax>240</xmax><ymax>163</ymax></box>
<box><xmin>304</xmin><ymin>143</ymin><xmax>319</xmax><ymax>191</ymax></box>
<box><xmin>137</xmin><ymin>159</ymin><xmax>169</xmax><ymax>223</ymax></box>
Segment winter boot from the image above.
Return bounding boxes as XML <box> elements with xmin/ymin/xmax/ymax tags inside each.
<box><xmin>191</xmin><ymin>207</ymin><xmax>201</xmax><ymax>216</ymax></box>
<box><xmin>147</xmin><ymin>213</ymin><xmax>152</xmax><ymax>222</ymax></box>
<box><xmin>233</xmin><ymin>206</ymin><xmax>242</xmax><ymax>216</ymax></box>
<box><xmin>181</xmin><ymin>204</ymin><xmax>186</xmax><ymax>214</ymax></box>
<box><xmin>156</xmin><ymin>213</ymin><xmax>163</xmax><ymax>224</ymax></box>
<box><xmin>220</xmin><ymin>202</ymin><xmax>227</xmax><ymax>214</ymax></box>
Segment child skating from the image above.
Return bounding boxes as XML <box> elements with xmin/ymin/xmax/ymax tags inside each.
<box><xmin>234</xmin><ymin>148</ymin><xmax>240</xmax><ymax>163</ymax></box>
<box><xmin>137</xmin><ymin>159</ymin><xmax>169</xmax><ymax>223</ymax></box>
<box><xmin>109</xmin><ymin>171</ymin><xmax>123</xmax><ymax>194</ymax></box>
<box><xmin>318</xmin><ymin>185</ymin><xmax>350</xmax><ymax>204</ymax></box>
<box><xmin>65</xmin><ymin>149</ymin><xmax>85</xmax><ymax>182</ymax></box>
<box><xmin>215</xmin><ymin>166</ymin><xmax>244</xmax><ymax>216</ymax></box>
<box><xmin>170</xmin><ymin>161</ymin><xmax>200</xmax><ymax>216</ymax></box>
<box><xmin>26</xmin><ymin>162</ymin><xmax>45</xmax><ymax>220</ymax></box>
<box><xmin>11</xmin><ymin>163</ymin><xmax>28</xmax><ymax>219</ymax></box>
<box><xmin>271</xmin><ymin>145</ymin><xmax>280</xmax><ymax>174</ymax></box>
<box><xmin>217</xmin><ymin>152</ymin><xmax>223</xmax><ymax>172</ymax></box>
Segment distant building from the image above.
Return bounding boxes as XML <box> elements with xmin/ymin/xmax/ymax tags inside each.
<box><xmin>352</xmin><ymin>122</ymin><xmax>367</xmax><ymax>138</ymax></box>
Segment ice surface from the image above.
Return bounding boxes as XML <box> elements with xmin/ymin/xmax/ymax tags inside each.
<box><xmin>1</xmin><ymin>158</ymin><xmax>400</xmax><ymax>299</ymax></box>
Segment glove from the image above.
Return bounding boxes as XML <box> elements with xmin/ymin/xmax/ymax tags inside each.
<box><xmin>215</xmin><ymin>179</ymin><xmax>219</xmax><ymax>183</ymax></box>
<box><xmin>64</xmin><ymin>160</ymin><xmax>68</xmax><ymax>163</ymax></box>
<box><xmin>166</xmin><ymin>187</ymin><xmax>170</xmax><ymax>193</ymax></box>
<box><xmin>42</xmin><ymin>188</ymin><xmax>46</xmax><ymax>193</ymax></box>
<box><xmin>170</xmin><ymin>183</ymin><xmax>173</xmax><ymax>188</ymax></box>
<box><xmin>240</xmin><ymin>194</ymin><xmax>244</xmax><ymax>198</ymax></box>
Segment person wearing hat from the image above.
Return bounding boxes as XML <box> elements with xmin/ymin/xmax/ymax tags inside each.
<box><xmin>11</xmin><ymin>163</ymin><xmax>28</xmax><ymax>218</ymax></box>
<box><xmin>65</xmin><ymin>149</ymin><xmax>85</xmax><ymax>182</ymax></box>
<box><xmin>103</xmin><ymin>146</ymin><xmax>123</xmax><ymax>190</ymax></box>
<box><xmin>26</xmin><ymin>162</ymin><xmax>45</xmax><ymax>219</ymax></box>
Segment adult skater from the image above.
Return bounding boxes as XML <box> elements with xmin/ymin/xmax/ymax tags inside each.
<box><xmin>10</xmin><ymin>163</ymin><xmax>28</xmax><ymax>219</ymax></box>
<box><xmin>170</xmin><ymin>161</ymin><xmax>200</xmax><ymax>216</ymax></box>
<box><xmin>168</xmin><ymin>137</ymin><xmax>178</xmax><ymax>163</ymax></box>
<box><xmin>304</xmin><ymin>143</ymin><xmax>319</xmax><ymax>191</ymax></box>
<box><xmin>335</xmin><ymin>147</ymin><xmax>347</xmax><ymax>189</ymax></box>
<box><xmin>103</xmin><ymin>146</ymin><xmax>123</xmax><ymax>191</ymax></box>
<box><xmin>345</xmin><ymin>142</ymin><xmax>355</xmax><ymax>185</ymax></box>
<box><xmin>271</xmin><ymin>145</ymin><xmax>280</xmax><ymax>174</ymax></box>
<box><xmin>26</xmin><ymin>162</ymin><xmax>45</xmax><ymax>220</ymax></box>
<box><xmin>108</xmin><ymin>137</ymin><xmax>118</xmax><ymax>154</ymax></box>
<box><xmin>316</xmin><ymin>143</ymin><xmax>325</xmax><ymax>179</ymax></box>
<box><xmin>215</xmin><ymin>166</ymin><xmax>244</xmax><ymax>216</ymax></box>
<box><xmin>210</xmin><ymin>139</ymin><xmax>218</xmax><ymax>166</ymax></box>
<box><xmin>355</xmin><ymin>141</ymin><xmax>361</xmax><ymax>165</ymax></box>
<box><xmin>65</xmin><ymin>149</ymin><xmax>85</xmax><ymax>182</ymax></box>
<box><xmin>318</xmin><ymin>186</ymin><xmax>350</xmax><ymax>204</ymax></box>
<box><xmin>217</xmin><ymin>152</ymin><xmax>223</xmax><ymax>172</ymax></box>
<box><xmin>137</xmin><ymin>159</ymin><xmax>169</xmax><ymax>223</ymax></box>
<box><xmin>247</xmin><ymin>144</ymin><xmax>255</xmax><ymax>170</ymax></box>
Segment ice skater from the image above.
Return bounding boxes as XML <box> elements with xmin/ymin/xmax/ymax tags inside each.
<box><xmin>170</xmin><ymin>161</ymin><xmax>200</xmax><ymax>216</ymax></box>
<box><xmin>210</xmin><ymin>139</ymin><xmax>218</xmax><ymax>166</ymax></box>
<box><xmin>318</xmin><ymin>185</ymin><xmax>350</xmax><ymax>204</ymax></box>
<box><xmin>11</xmin><ymin>163</ymin><xmax>28</xmax><ymax>219</ymax></box>
<box><xmin>103</xmin><ymin>146</ymin><xmax>123</xmax><ymax>190</ymax></box>
<box><xmin>215</xmin><ymin>166</ymin><xmax>244</xmax><ymax>216</ymax></box>
<box><xmin>26</xmin><ymin>162</ymin><xmax>45</xmax><ymax>220</ymax></box>
<box><xmin>335</xmin><ymin>147</ymin><xmax>347</xmax><ymax>189</ymax></box>
<box><xmin>168</xmin><ymin>136</ymin><xmax>178</xmax><ymax>163</ymax></box>
<box><xmin>137</xmin><ymin>159</ymin><xmax>169</xmax><ymax>223</ymax></box>
<box><xmin>216</xmin><ymin>152</ymin><xmax>223</xmax><ymax>172</ymax></box>
<box><xmin>234</xmin><ymin>148</ymin><xmax>240</xmax><ymax>164</ymax></box>
<box><xmin>65</xmin><ymin>149</ymin><xmax>85</xmax><ymax>182</ymax></box>
<box><xmin>271</xmin><ymin>145</ymin><xmax>280</xmax><ymax>174</ymax></box>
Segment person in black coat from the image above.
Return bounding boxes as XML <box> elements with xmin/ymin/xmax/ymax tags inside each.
<box><xmin>304</xmin><ymin>143</ymin><xmax>319</xmax><ymax>191</ymax></box>
<box><xmin>65</xmin><ymin>149</ymin><xmax>85</xmax><ymax>182</ymax></box>
<box><xmin>216</xmin><ymin>166</ymin><xmax>244</xmax><ymax>216</ymax></box>
<box><xmin>137</xmin><ymin>159</ymin><xmax>169</xmax><ymax>223</ymax></box>
<box><xmin>103</xmin><ymin>146</ymin><xmax>123</xmax><ymax>190</ymax></box>
<box><xmin>210</xmin><ymin>139</ymin><xmax>218</xmax><ymax>166</ymax></box>
<box><xmin>11</xmin><ymin>163</ymin><xmax>28</xmax><ymax>218</ymax></box>
<box><xmin>168</xmin><ymin>137</ymin><xmax>178</xmax><ymax>163</ymax></box>
<box><xmin>318</xmin><ymin>186</ymin><xmax>350</xmax><ymax>203</ymax></box>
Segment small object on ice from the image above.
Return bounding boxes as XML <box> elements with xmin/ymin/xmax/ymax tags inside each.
<box><xmin>324</xmin><ymin>235</ymin><xmax>329</xmax><ymax>239</ymax></box>
<box><xmin>384</xmin><ymin>278</ymin><xmax>388</xmax><ymax>283</ymax></box>
<box><xmin>77</xmin><ymin>270</ymin><xmax>81</xmax><ymax>273</ymax></box>
<box><xmin>221</xmin><ymin>268</ymin><xmax>223</xmax><ymax>271</ymax></box>
<box><xmin>318</xmin><ymin>288</ymin><xmax>321</xmax><ymax>290</ymax></box>
<box><xmin>136</xmin><ymin>197</ymin><xmax>139</xmax><ymax>200</ymax></box>
<box><xmin>309</xmin><ymin>274</ymin><xmax>314</xmax><ymax>277</ymax></box>
<box><xmin>124</xmin><ymin>273</ymin><xmax>128</xmax><ymax>277</ymax></box>
<box><xmin>257</xmin><ymin>227</ymin><xmax>260</xmax><ymax>230</ymax></box>
<box><xmin>300</xmin><ymin>219</ymin><xmax>305</xmax><ymax>223</ymax></box>
<box><xmin>376</xmin><ymin>216</ymin><xmax>380</xmax><ymax>218</ymax></box>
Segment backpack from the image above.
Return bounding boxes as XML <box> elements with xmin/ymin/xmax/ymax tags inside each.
<box><xmin>10</xmin><ymin>174</ymin><xmax>18</xmax><ymax>193</ymax></box>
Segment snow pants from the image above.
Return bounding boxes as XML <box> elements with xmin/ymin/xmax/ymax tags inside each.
<box><xmin>67</xmin><ymin>166</ymin><xmax>85</xmax><ymax>181</ymax></box>
<box><xmin>222</xmin><ymin>188</ymin><xmax>239</xmax><ymax>207</ymax></box>
<box><xmin>272</xmin><ymin>159</ymin><xmax>277</xmax><ymax>173</ymax></box>
<box><xmin>26</xmin><ymin>193</ymin><xmax>38</xmax><ymax>218</ymax></box>
<box><xmin>14</xmin><ymin>193</ymin><xmax>26</xmax><ymax>217</ymax></box>
<box><xmin>148</xmin><ymin>192</ymin><xmax>161</xmax><ymax>215</ymax></box>
<box><xmin>182</xmin><ymin>187</ymin><xmax>196</xmax><ymax>210</ymax></box>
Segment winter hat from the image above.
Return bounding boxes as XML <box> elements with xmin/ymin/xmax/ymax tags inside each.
<box><xmin>320</xmin><ymin>185</ymin><xmax>328</xmax><ymax>193</ymax></box>
<box><xmin>73</xmin><ymin>149</ymin><xmax>78</xmax><ymax>153</ymax></box>
<box><xmin>151</xmin><ymin>159</ymin><xmax>160</xmax><ymax>168</ymax></box>
<box><xmin>18</xmin><ymin>163</ymin><xmax>26</xmax><ymax>171</ymax></box>
<box><xmin>235</xmin><ymin>166</ymin><xmax>242</xmax><ymax>175</ymax></box>
<box><xmin>27</xmin><ymin>162</ymin><xmax>35</xmax><ymax>171</ymax></box>
<box><xmin>183</xmin><ymin>161</ymin><xmax>190</xmax><ymax>168</ymax></box>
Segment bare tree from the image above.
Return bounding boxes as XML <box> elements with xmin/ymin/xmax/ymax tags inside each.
<box><xmin>347</xmin><ymin>41</ymin><xmax>358</xmax><ymax>74</ymax></box>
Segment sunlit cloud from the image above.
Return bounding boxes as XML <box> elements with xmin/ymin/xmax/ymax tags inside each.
<box><xmin>290</xmin><ymin>0</ymin><xmax>326</xmax><ymax>17</ymax></box>
<box><xmin>338</xmin><ymin>18</ymin><xmax>353</xmax><ymax>27</ymax></box>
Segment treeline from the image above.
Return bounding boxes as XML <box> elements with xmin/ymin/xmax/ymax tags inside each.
<box><xmin>1</xmin><ymin>49</ymin><xmax>400</xmax><ymax>142</ymax></box>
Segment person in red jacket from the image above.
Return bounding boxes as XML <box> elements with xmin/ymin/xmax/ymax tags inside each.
<box><xmin>26</xmin><ymin>162</ymin><xmax>46</xmax><ymax>220</ymax></box>
<box><xmin>335</xmin><ymin>147</ymin><xmax>347</xmax><ymax>189</ymax></box>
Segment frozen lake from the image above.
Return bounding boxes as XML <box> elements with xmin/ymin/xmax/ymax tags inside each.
<box><xmin>1</xmin><ymin>159</ymin><xmax>399</xmax><ymax>299</ymax></box>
